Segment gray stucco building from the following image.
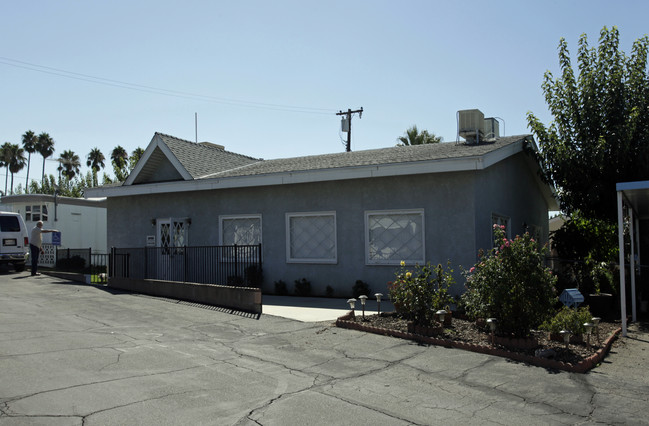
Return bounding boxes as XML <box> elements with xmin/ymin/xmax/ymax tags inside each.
<box><xmin>86</xmin><ymin>132</ymin><xmax>557</xmax><ymax>297</ymax></box>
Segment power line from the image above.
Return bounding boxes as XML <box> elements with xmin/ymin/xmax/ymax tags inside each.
<box><xmin>0</xmin><ymin>57</ymin><xmax>337</xmax><ymax>115</ymax></box>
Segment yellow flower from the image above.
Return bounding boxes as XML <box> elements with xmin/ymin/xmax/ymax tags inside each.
<box><xmin>400</xmin><ymin>261</ymin><xmax>405</xmax><ymax>267</ymax></box>
<box><xmin>405</xmin><ymin>272</ymin><xmax>412</xmax><ymax>279</ymax></box>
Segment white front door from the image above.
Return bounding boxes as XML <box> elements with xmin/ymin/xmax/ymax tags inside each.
<box><xmin>156</xmin><ymin>218</ymin><xmax>187</xmax><ymax>281</ymax></box>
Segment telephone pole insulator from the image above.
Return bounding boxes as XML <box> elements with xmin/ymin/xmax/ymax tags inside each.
<box><xmin>336</xmin><ymin>107</ymin><xmax>363</xmax><ymax>152</ymax></box>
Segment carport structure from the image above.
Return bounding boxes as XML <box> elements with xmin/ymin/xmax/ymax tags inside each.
<box><xmin>616</xmin><ymin>180</ymin><xmax>649</xmax><ymax>336</ymax></box>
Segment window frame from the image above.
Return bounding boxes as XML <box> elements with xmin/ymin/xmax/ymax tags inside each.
<box><xmin>25</xmin><ymin>204</ymin><xmax>48</xmax><ymax>222</ymax></box>
<box><xmin>285</xmin><ymin>211</ymin><xmax>337</xmax><ymax>264</ymax></box>
<box><xmin>365</xmin><ymin>208</ymin><xmax>425</xmax><ymax>265</ymax></box>
<box><xmin>219</xmin><ymin>214</ymin><xmax>262</xmax><ymax>246</ymax></box>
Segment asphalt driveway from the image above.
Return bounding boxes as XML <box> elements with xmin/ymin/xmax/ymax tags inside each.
<box><xmin>1</xmin><ymin>273</ymin><xmax>647</xmax><ymax>425</ymax></box>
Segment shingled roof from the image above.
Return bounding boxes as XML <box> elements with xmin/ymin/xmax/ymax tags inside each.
<box><xmin>189</xmin><ymin>134</ymin><xmax>531</xmax><ymax>179</ymax></box>
<box><xmin>89</xmin><ymin>132</ymin><xmax>553</xmax><ymax>202</ymax></box>
<box><xmin>156</xmin><ymin>133</ymin><xmax>259</xmax><ymax>178</ymax></box>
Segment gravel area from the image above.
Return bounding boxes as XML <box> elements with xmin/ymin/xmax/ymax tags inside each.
<box><xmin>359</xmin><ymin>312</ymin><xmax>620</xmax><ymax>365</ymax></box>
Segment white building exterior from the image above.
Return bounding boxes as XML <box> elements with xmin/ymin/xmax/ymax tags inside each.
<box><xmin>0</xmin><ymin>194</ymin><xmax>107</xmax><ymax>266</ymax></box>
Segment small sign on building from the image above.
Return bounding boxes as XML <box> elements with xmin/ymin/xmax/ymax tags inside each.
<box><xmin>146</xmin><ymin>235</ymin><xmax>156</xmax><ymax>247</ymax></box>
<box><xmin>51</xmin><ymin>231</ymin><xmax>62</xmax><ymax>246</ymax></box>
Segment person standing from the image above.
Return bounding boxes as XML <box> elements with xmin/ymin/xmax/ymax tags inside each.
<box><xmin>30</xmin><ymin>221</ymin><xmax>58</xmax><ymax>276</ymax></box>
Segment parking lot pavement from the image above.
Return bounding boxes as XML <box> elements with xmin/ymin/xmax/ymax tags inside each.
<box><xmin>1</xmin><ymin>273</ymin><xmax>648</xmax><ymax>425</ymax></box>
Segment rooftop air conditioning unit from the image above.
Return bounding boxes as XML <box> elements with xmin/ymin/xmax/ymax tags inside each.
<box><xmin>483</xmin><ymin>117</ymin><xmax>499</xmax><ymax>139</ymax></box>
<box><xmin>458</xmin><ymin>109</ymin><xmax>485</xmax><ymax>143</ymax></box>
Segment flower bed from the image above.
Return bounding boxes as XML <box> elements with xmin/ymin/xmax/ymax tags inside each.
<box><xmin>336</xmin><ymin>311</ymin><xmax>621</xmax><ymax>374</ymax></box>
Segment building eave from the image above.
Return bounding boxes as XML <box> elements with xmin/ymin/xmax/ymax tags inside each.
<box><xmin>85</xmin><ymin>143</ymin><xmax>524</xmax><ymax>199</ymax></box>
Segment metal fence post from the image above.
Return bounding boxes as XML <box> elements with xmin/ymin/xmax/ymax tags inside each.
<box><xmin>110</xmin><ymin>247</ymin><xmax>115</xmax><ymax>278</ymax></box>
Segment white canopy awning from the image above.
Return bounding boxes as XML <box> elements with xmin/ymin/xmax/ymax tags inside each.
<box><xmin>616</xmin><ymin>181</ymin><xmax>649</xmax><ymax>336</ymax></box>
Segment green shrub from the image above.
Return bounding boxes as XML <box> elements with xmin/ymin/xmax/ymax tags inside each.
<box><xmin>274</xmin><ymin>280</ymin><xmax>288</xmax><ymax>295</ymax></box>
<box><xmin>227</xmin><ymin>275</ymin><xmax>244</xmax><ymax>286</ymax></box>
<box><xmin>460</xmin><ymin>225</ymin><xmax>557</xmax><ymax>337</ymax></box>
<box><xmin>56</xmin><ymin>255</ymin><xmax>86</xmax><ymax>271</ymax></box>
<box><xmin>244</xmin><ymin>265</ymin><xmax>263</xmax><ymax>287</ymax></box>
<box><xmin>540</xmin><ymin>306</ymin><xmax>593</xmax><ymax>335</ymax></box>
<box><xmin>388</xmin><ymin>261</ymin><xmax>454</xmax><ymax>326</ymax></box>
<box><xmin>294</xmin><ymin>278</ymin><xmax>311</xmax><ymax>296</ymax></box>
<box><xmin>325</xmin><ymin>285</ymin><xmax>334</xmax><ymax>297</ymax></box>
<box><xmin>352</xmin><ymin>280</ymin><xmax>371</xmax><ymax>298</ymax></box>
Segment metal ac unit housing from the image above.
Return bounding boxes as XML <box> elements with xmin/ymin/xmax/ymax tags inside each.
<box><xmin>458</xmin><ymin>109</ymin><xmax>485</xmax><ymax>143</ymax></box>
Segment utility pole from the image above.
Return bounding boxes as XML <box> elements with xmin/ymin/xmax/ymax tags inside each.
<box><xmin>337</xmin><ymin>107</ymin><xmax>363</xmax><ymax>152</ymax></box>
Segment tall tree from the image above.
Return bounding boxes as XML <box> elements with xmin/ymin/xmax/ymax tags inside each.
<box><xmin>397</xmin><ymin>125</ymin><xmax>443</xmax><ymax>146</ymax></box>
<box><xmin>58</xmin><ymin>150</ymin><xmax>81</xmax><ymax>180</ymax></box>
<box><xmin>129</xmin><ymin>147</ymin><xmax>145</xmax><ymax>171</ymax></box>
<box><xmin>111</xmin><ymin>145</ymin><xmax>129</xmax><ymax>181</ymax></box>
<box><xmin>0</xmin><ymin>142</ymin><xmax>12</xmax><ymax>195</ymax></box>
<box><xmin>6</xmin><ymin>144</ymin><xmax>26</xmax><ymax>195</ymax></box>
<box><xmin>36</xmin><ymin>132</ymin><xmax>55</xmax><ymax>186</ymax></box>
<box><xmin>527</xmin><ymin>26</ymin><xmax>649</xmax><ymax>222</ymax></box>
<box><xmin>86</xmin><ymin>147</ymin><xmax>106</xmax><ymax>186</ymax></box>
<box><xmin>21</xmin><ymin>130</ymin><xmax>37</xmax><ymax>192</ymax></box>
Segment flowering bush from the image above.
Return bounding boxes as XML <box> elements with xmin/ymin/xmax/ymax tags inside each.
<box><xmin>460</xmin><ymin>225</ymin><xmax>557</xmax><ymax>337</ymax></box>
<box><xmin>388</xmin><ymin>261</ymin><xmax>454</xmax><ymax>326</ymax></box>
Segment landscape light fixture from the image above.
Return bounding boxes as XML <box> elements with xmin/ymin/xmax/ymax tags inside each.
<box><xmin>560</xmin><ymin>330</ymin><xmax>572</xmax><ymax>349</ymax></box>
<box><xmin>436</xmin><ymin>309</ymin><xmax>447</xmax><ymax>324</ymax></box>
<box><xmin>487</xmin><ymin>318</ymin><xmax>497</xmax><ymax>345</ymax></box>
<box><xmin>592</xmin><ymin>317</ymin><xmax>601</xmax><ymax>343</ymax></box>
<box><xmin>347</xmin><ymin>298</ymin><xmax>357</xmax><ymax>315</ymax></box>
<box><xmin>583</xmin><ymin>322</ymin><xmax>594</xmax><ymax>348</ymax></box>
<box><xmin>358</xmin><ymin>295</ymin><xmax>368</xmax><ymax>319</ymax></box>
<box><xmin>374</xmin><ymin>293</ymin><xmax>383</xmax><ymax>314</ymax></box>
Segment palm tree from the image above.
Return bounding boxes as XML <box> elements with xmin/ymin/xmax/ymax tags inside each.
<box><xmin>7</xmin><ymin>144</ymin><xmax>26</xmax><ymax>194</ymax></box>
<box><xmin>21</xmin><ymin>130</ymin><xmax>37</xmax><ymax>192</ymax></box>
<box><xmin>397</xmin><ymin>125</ymin><xmax>443</xmax><ymax>146</ymax></box>
<box><xmin>36</xmin><ymin>132</ymin><xmax>55</xmax><ymax>186</ymax></box>
<box><xmin>0</xmin><ymin>142</ymin><xmax>12</xmax><ymax>195</ymax></box>
<box><xmin>86</xmin><ymin>147</ymin><xmax>106</xmax><ymax>186</ymax></box>
<box><xmin>111</xmin><ymin>145</ymin><xmax>129</xmax><ymax>181</ymax></box>
<box><xmin>129</xmin><ymin>147</ymin><xmax>145</xmax><ymax>171</ymax></box>
<box><xmin>58</xmin><ymin>150</ymin><xmax>81</xmax><ymax>180</ymax></box>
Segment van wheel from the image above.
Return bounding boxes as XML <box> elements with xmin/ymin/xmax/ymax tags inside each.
<box><xmin>15</xmin><ymin>263</ymin><xmax>25</xmax><ymax>272</ymax></box>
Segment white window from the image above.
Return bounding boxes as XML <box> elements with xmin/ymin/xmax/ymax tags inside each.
<box><xmin>365</xmin><ymin>209</ymin><xmax>425</xmax><ymax>265</ymax></box>
<box><xmin>25</xmin><ymin>205</ymin><xmax>48</xmax><ymax>222</ymax></box>
<box><xmin>286</xmin><ymin>212</ymin><xmax>336</xmax><ymax>263</ymax></box>
<box><xmin>219</xmin><ymin>215</ymin><xmax>262</xmax><ymax>246</ymax></box>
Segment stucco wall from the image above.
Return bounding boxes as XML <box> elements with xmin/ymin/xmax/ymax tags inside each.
<box><xmin>474</xmin><ymin>152</ymin><xmax>551</xmax><ymax>252</ymax></box>
<box><xmin>106</xmin><ymin>152</ymin><xmax>551</xmax><ymax>297</ymax></box>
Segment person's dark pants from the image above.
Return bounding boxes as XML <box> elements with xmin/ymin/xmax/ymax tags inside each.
<box><xmin>30</xmin><ymin>244</ymin><xmax>40</xmax><ymax>275</ymax></box>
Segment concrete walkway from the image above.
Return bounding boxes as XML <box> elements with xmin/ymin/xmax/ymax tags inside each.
<box><xmin>262</xmin><ymin>295</ymin><xmax>393</xmax><ymax>322</ymax></box>
<box><xmin>1</xmin><ymin>273</ymin><xmax>648</xmax><ymax>425</ymax></box>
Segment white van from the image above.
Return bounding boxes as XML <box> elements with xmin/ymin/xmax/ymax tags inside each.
<box><xmin>0</xmin><ymin>211</ymin><xmax>29</xmax><ymax>272</ymax></box>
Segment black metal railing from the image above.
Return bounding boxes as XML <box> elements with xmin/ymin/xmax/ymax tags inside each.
<box><xmin>109</xmin><ymin>244</ymin><xmax>263</xmax><ymax>287</ymax></box>
<box><xmin>55</xmin><ymin>247</ymin><xmax>109</xmax><ymax>284</ymax></box>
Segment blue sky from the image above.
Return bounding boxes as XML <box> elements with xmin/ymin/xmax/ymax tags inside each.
<box><xmin>1</xmin><ymin>0</ymin><xmax>648</xmax><ymax>192</ymax></box>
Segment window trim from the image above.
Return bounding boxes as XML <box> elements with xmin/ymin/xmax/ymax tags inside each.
<box><xmin>218</xmin><ymin>214</ymin><xmax>262</xmax><ymax>246</ymax></box>
<box><xmin>25</xmin><ymin>204</ymin><xmax>48</xmax><ymax>222</ymax></box>
<box><xmin>285</xmin><ymin>211</ymin><xmax>337</xmax><ymax>264</ymax></box>
<box><xmin>365</xmin><ymin>208</ymin><xmax>425</xmax><ymax>265</ymax></box>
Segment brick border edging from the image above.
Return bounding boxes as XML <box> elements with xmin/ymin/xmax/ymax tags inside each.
<box><xmin>335</xmin><ymin>311</ymin><xmax>621</xmax><ymax>374</ymax></box>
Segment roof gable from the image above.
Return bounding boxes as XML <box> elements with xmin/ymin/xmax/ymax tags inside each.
<box><xmin>126</xmin><ymin>133</ymin><xmax>259</xmax><ymax>185</ymax></box>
